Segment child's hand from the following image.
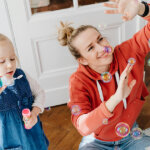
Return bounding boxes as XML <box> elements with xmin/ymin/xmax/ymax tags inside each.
<box><xmin>0</xmin><ymin>85</ymin><xmax>7</xmax><ymax>94</ymax></box>
<box><xmin>23</xmin><ymin>106</ymin><xmax>41</xmax><ymax>129</ymax></box>
<box><xmin>24</xmin><ymin>111</ymin><xmax>38</xmax><ymax>129</ymax></box>
<box><xmin>115</xmin><ymin>64</ymin><xmax>136</xmax><ymax>102</ymax></box>
<box><xmin>103</xmin><ymin>0</ymin><xmax>140</xmax><ymax>21</ymax></box>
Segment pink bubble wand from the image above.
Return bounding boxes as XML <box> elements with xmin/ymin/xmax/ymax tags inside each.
<box><xmin>22</xmin><ymin>108</ymin><xmax>31</xmax><ymax>129</ymax></box>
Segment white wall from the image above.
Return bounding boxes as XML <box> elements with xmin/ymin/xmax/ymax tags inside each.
<box><xmin>0</xmin><ymin>0</ymin><xmax>13</xmax><ymax>40</ymax></box>
<box><xmin>0</xmin><ymin>0</ymin><xmax>19</xmax><ymax>58</ymax></box>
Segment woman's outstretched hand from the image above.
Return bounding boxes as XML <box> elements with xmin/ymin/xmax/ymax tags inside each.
<box><xmin>115</xmin><ymin>64</ymin><xmax>136</xmax><ymax>102</ymax></box>
<box><xmin>103</xmin><ymin>0</ymin><xmax>143</xmax><ymax>21</ymax></box>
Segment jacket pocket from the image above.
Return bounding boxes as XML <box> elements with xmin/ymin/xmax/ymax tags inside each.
<box><xmin>4</xmin><ymin>146</ymin><xmax>22</xmax><ymax>150</ymax></box>
<box><xmin>94</xmin><ymin>98</ymin><xmax>145</xmax><ymax>141</ymax></box>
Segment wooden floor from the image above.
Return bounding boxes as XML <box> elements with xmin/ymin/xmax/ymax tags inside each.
<box><xmin>40</xmin><ymin>96</ymin><xmax>150</xmax><ymax>150</ymax></box>
<box><xmin>40</xmin><ymin>105</ymin><xmax>82</xmax><ymax>150</ymax></box>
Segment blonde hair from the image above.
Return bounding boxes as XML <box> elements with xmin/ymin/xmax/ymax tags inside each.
<box><xmin>0</xmin><ymin>33</ymin><xmax>10</xmax><ymax>42</ymax></box>
<box><xmin>57</xmin><ymin>21</ymin><xmax>100</xmax><ymax>59</ymax></box>
<box><xmin>0</xmin><ymin>33</ymin><xmax>20</xmax><ymax>66</ymax></box>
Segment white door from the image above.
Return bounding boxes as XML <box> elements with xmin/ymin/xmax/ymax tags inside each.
<box><xmin>4</xmin><ymin>0</ymin><xmax>146</xmax><ymax>107</ymax></box>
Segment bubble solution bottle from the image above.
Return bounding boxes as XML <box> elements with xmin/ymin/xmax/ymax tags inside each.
<box><xmin>22</xmin><ymin>108</ymin><xmax>31</xmax><ymax>129</ymax></box>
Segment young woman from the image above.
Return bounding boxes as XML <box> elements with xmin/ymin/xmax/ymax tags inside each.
<box><xmin>58</xmin><ymin>0</ymin><xmax>150</xmax><ymax>149</ymax></box>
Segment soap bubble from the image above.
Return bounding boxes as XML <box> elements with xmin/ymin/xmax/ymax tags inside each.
<box><xmin>102</xmin><ymin>118</ymin><xmax>108</xmax><ymax>125</ymax></box>
<box><xmin>131</xmin><ymin>127</ymin><xmax>143</xmax><ymax>140</ymax></box>
<box><xmin>104</xmin><ymin>46</ymin><xmax>112</xmax><ymax>53</ymax></box>
<box><xmin>128</xmin><ymin>58</ymin><xmax>136</xmax><ymax>66</ymax></box>
<box><xmin>101</xmin><ymin>72</ymin><xmax>112</xmax><ymax>83</ymax></box>
<box><xmin>147</xmin><ymin>59</ymin><xmax>150</xmax><ymax>66</ymax></box>
<box><xmin>71</xmin><ymin>105</ymin><xmax>81</xmax><ymax>115</ymax></box>
<box><xmin>115</xmin><ymin>122</ymin><xmax>130</xmax><ymax>137</ymax></box>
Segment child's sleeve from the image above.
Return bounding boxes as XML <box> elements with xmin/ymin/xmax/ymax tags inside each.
<box><xmin>25</xmin><ymin>72</ymin><xmax>45</xmax><ymax>113</ymax></box>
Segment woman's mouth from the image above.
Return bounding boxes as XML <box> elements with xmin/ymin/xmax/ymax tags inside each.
<box><xmin>98</xmin><ymin>52</ymin><xmax>109</xmax><ymax>59</ymax></box>
<box><xmin>102</xmin><ymin>53</ymin><xmax>109</xmax><ymax>58</ymax></box>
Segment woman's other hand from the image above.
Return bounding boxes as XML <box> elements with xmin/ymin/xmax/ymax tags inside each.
<box><xmin>105</xmin><ymin>64</ymin><xmax>136</xmax><ymax>112</ymax></box>
<box><xmin>115</xmin><ymin>63</ymin><xmax>136</xmax><ymax>102</ymax></box>
<box><xmin>103</xmin><ymin>0</ymin><xmax>144</xmax><ymax>21</ymax></box>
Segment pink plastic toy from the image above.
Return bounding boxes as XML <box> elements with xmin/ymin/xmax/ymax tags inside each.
<box><xmin>22</xmin><ymin>108</ymin><xmax>31</xmax><ymax>129</ymax></box>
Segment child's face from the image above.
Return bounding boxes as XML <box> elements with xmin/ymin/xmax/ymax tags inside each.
<box><xmin>0</xmin><ymin>40</ymin><xmax>16</xmax><ymax>79</ymax></box>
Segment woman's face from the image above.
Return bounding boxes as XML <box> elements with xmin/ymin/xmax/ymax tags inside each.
<box><xmin>73</xmin><ymin>28</ymin><xmax>114</xmax><ymax>71</ymax></box>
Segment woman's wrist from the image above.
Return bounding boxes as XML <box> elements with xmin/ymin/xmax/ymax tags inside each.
<box><xmin>138</xmin><ymin>2</ymin><xmax>145</xmax><ymax>16</ymax></box>
<box><xmin>105</xmin><ymin>94</ymin><xmax>120</xmax><ymax>113</ymax></box>
<box><xmin>138</xmin><ymin>1</ymin><xmax>149</xmax><ymax>17</ymax></box>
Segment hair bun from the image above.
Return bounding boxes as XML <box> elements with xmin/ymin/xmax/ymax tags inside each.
<box><xmin>57</xmin><ymin>21</ymin><xmax>74</xmax><ymax>46</ymax></box>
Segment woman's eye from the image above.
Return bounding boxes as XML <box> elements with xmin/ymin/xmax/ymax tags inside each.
<box><xmin>88</xmin><ymin>46</ymin><xmax>94</xmax><ymax>51</ymax></box>
<box><xmin>98</xmin><ymin>37</ymin><xmax>104</xmax><ymax>42</ymax></box>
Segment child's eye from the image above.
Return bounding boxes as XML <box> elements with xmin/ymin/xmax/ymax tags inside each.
<box><xmin>0</xmin><ymin>60</ymin><xmax>5</xmax><ymax>63</ymax></box>
<box><xmin>88</xmin><ymin>46</ymin><xmax>94</xmax><ymax>52</ymax></box>
<box><xmin>10</xmin><ymin>58</ymin><xmax>15</xmax><ymax>61</ymax></box>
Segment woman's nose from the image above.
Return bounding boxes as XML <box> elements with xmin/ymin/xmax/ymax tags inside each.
<box><xmin>95</xmin><ymin>43</ymin><xmax>104</xmax><ymax>52</ymax></box>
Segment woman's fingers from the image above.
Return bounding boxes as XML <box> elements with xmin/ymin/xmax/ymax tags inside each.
<box><xmin>104</xmin><ymin>9</ymin><xmax>119</xmax><ymax>14</ymax></box>
<box><xmin>122</xmin><ymin>64</ymin><xmax>131</xmax><ymax>76</ymax></box>
<box><xmin>103</xmin><ymin>0</ymin><xmax>138</xmax><ymax>21</ymax></box>
<box><xmin>120</xmin><ymin>64</ymin><xmax>133</xmax><ymax>80</ymax></box>
<box><xmin>103</xmin><ymin>3</ymin><xmax>118</xmax><ymax>8</ymax></box>
<box><xmin>108</xmin><ymin>0</ymin><xmax>118</xmax><ymax>2</ymax></box>
<box><xmin>129</xmin><ymin>80</ymin><xmax>136</xmax><ymax>89</ymax></box>
<box><xmin>127</xmin><ymin>65</ymin><xmax>133</xmax><ymax>74</ymax></box>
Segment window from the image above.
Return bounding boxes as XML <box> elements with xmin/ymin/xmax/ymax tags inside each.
<box><xmin>30</xmin><ymin>0</ymin><xmax>107</xmax><ymax>14</ymax></box>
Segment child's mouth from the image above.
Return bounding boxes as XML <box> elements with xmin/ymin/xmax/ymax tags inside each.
<box><xmin>6</xmin><ymin>71</ymin><xmax>14</xmax><ymax>76</ymax></box>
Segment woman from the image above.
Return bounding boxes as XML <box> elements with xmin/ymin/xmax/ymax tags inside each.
<box><xmin>58</xmin><ymin>0</ymin><xmax>150</xmax><ymax>149</ymax></box>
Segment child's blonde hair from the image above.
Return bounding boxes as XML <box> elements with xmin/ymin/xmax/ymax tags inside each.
<box><xmin>57</xmin><ymin>22</ymin><xmax>100</xmax><ymax>59</ymax></box>
<box><xmin>0</xmin><ymin>33</ymin><xmax>10</xmax><ymax>42</ymax></box>
<box><xmin>0</xmin><ymin>33</ymin><xmax>20</xmax><ymax>66</ymax></box>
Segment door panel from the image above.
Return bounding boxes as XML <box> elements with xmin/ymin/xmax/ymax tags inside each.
<box><xmin>5</xmin><ymin>0</ymin><xmax>146</xmax><ymax>106</ymax></box>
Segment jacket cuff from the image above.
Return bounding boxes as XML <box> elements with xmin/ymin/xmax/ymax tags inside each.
<box><xmin>99</xmin><ymin>102</ymin><xmax>113</xmax><ymax>118</ymax></box>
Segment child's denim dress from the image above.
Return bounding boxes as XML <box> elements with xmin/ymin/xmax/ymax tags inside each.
<box><xmin>0</xmin><ymin>69</ymin><xmax>49</xmax><ymax>150</ymax></box>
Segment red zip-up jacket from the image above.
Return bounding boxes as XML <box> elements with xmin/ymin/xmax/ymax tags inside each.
<box><xmin>68</xmin><ymin>16</ymin><xmax>150</xmax><ymax>141</ymax></box>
